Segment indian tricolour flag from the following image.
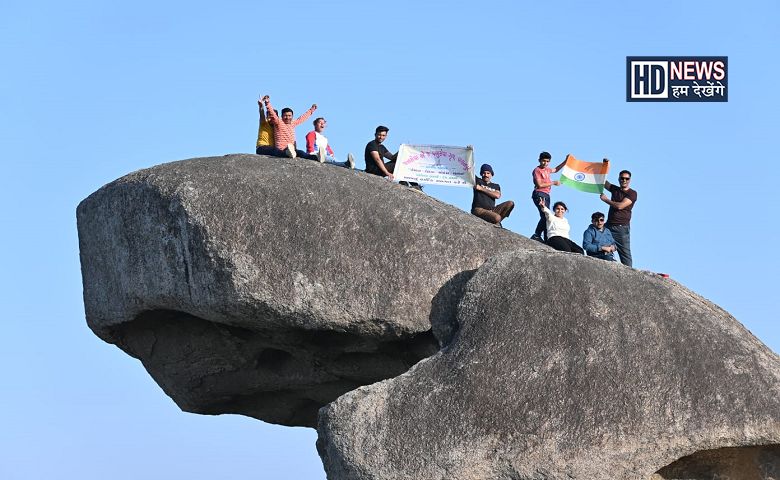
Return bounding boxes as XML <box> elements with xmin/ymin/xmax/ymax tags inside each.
<box><xmin>560</xmin><ymin>154</ymin><xmax>610</xmax><ymax>194</ymax></box>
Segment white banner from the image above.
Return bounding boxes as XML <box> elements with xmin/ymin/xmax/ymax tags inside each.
<box><xmin>394</xmin><ymin>144</ymin><xmax>475</xmax><ymax>187</ymax></box>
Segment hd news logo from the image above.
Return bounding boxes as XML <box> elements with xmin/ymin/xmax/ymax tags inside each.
<box><xmin>626</xmin><ymin>56</ymin><xmax>728</xmax><ymax>102</ymax></box>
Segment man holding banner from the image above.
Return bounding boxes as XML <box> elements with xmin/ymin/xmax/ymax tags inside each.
<box><xmin>471</xmin><ymin>163</ymin><xmax>514</xmax><ymax>227</ymax></box>
<box><xmin>364</xmin><ymin>125</ymin><xmax>398</xmax><ymax>179</ymax></box>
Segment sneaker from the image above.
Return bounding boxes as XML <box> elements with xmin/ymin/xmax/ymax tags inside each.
<box><xmin>530</xmin><ymin>234</ymin><xmax>544</xmax><ymax>242</ymax></box>
<box><xmin>317</xmin><ymin>146</ymin><xmax>326</xmax><ymax>163</ymax></box>
<box><xmin>347</xmin><ymin>153</ymin><xmax>355</xmax><ymax>169</ymax></box>
<box><xmin>285</xmin><ymin>144</ymin><xmax>297</xmax><ymax>159</ymax></box>
<box><xmin>495</xmin><ymin>222</ymin><xmax>503</xmax><ymax>228</ymax></box>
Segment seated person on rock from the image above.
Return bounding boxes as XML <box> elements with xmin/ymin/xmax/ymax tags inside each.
<box><xmin>537</xmin><ymin>197</ymin><xmax>584</xmax><ymax>253</ymax></box>
<box><xmin>365</xmin><ymin>125</ymin><xmax>397</xmax><ymax>177</ymax></box>
<box><xmin>305</xmin><ymin>117</ymin><xmax>355</xmax><ymax>169</ymax></box>
<box><xmin>471</xmin><ymin>163</ymin><xmax>515</xmax><ymax>227</ymax></box>
<box><xmin>582</xmin><ymin>211</ymin><xmax>617</xmax><ymax>261</ymax></box>
<box><xmin>261</xmin><ymin>95</ymin><xmax>318</xmax><ymax>160</ymax></box>
<box><xmin>364</xmin><ymin>125</ymin><xmax>421</xmax><ymax>190</ymax></box>
<box><xmin>255</xmin><ymin>98</ymin><xmax>278</xmax><ymax>156</ymax></box>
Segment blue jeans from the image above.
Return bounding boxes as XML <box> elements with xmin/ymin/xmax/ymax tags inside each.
<box><xmin>318</xmin><ymin>154</ymin><xmax>349</xmax><ymax>168</ymax></box>
<box><xmin>587</xmin><ymin>251</ymin><xmax>616</xmax><ymax>261</ymax></box>
<box><xmin>607</xmin><ymin>224</ymin><xmax>632</xmax><ymax>267</ymax></box>
<box><xmin>263</xmin><ymin>146</ymin><xmax>317</xmax><ymax>160</ymax></box>
<box><xmin>256</xmin><ymin>145</ymin><xmax>276</xmax><ymax>155</ymax></box>
<box><xmin>531</xmin><ymin>191</ymin><xmax>550</xmax><ymax>238</ymax></box>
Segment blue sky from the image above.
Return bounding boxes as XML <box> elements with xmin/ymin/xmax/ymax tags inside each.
<box><xmin>2</xmin><ymin>1</ymin><xmax>778</xmax><ymax>478</ymax></box>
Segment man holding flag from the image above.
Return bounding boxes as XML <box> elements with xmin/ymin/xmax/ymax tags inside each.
<box><xmin>530</xmin><ymin>152</ymin><xmax>568</xmax><ymax>242</ymax></box>
<box><xmin>556</xmin><ymin>155</ymin><xmax>637</xmax><ymax>267</ymax></box>
<box><xmin>600</xmin><ymin>169</ymin><xmax>637</xmax><ymax>267</ymax></box>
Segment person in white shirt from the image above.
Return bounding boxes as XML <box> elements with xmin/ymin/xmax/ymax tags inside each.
<box><xmin>305</xmin><ymin>117</ymin><xmax>354</xmax><ymax>169</ymax></box>
<box><xmin>537</xmin><ymin>198</ymin><xmax>584</xmax><ymax>254</ymax></box>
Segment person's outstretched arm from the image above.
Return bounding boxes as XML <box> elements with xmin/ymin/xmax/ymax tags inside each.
<box><xmin>258</xmin><ymin>99</ymin><xmax>266</xmax><ymax>121</ymax></box>
<box><xmin>293</xmin><ymin>104</ymin><xmax>317</xmax><ymax>127</ymax></box>
<box><xmin>263</xmin><ymin>96</ymin><xmax>279</xmax><ymax>124</ymax></box>
<box><xmin>538</xmin><ymin>197</ymin><xmax>552</xmax><ymax>219</ymax></box>
<box><xmin>551</xmin><ymin>154</ymin><xmax>569</xmax><ymax>173</ymax></box>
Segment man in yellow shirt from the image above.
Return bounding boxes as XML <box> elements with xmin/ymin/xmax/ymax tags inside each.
<box><xmin>255</xmin><ymin>98</ymin><xmax>277</xmax><ymax>155</ymax></box>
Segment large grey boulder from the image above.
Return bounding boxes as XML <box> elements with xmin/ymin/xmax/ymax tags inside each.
<box><xmin>317</xmin><ymin>249</ymin><xmax>780</xmax><ymax>479</ymax></box>
<box><xmin>77</xmin><ymin>154</ymin><xmax>539</xmax><ymax>427</ymax></box>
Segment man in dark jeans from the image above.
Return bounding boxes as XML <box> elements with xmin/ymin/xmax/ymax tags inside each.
<box><xmin>600</xmin><ymin>168</ymin><xmax>637</xmax><ymax>266</ymax></box>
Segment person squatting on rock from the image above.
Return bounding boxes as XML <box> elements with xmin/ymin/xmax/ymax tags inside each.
<box><xmin>262</xmin><ymin>95</ymin><xmax>318</xmax><ymax>160</ymax></box>
<box><xmin>364</xmin><ymin>125</ymin><xmax>421</xmax><ymax>190</ymax></box>
<box><xmin>600</xmin><ymin>168</ymin><xmax>637</xmax><ymax>267</ymax></box>
<box><xmin>305</xmin><ymin>117</ymin><xmax>355</xmax><ymax>169</ymax></box>
<box><xmin>255</xmin><ymin>98</ymin><xmax>278</xmax><ymax>156</ymax></box>
<box><xmin>531</xmin><ymin>151</ymin><xmax>568</xmax><ymax>242</ymax></box>
<box><xmin>471</xmin><ymin>163</ymin><xmax>515</xmax><ymax>227</ymax></box>
<box><xmin>582</xmin><ymin>211</ymin><xmax>617</xmax><ymax>261</ymax></box>
<box><xmin>537</xmin><ymin>197</ymin><xmax>584</xmax><ymax>253</ymax></box>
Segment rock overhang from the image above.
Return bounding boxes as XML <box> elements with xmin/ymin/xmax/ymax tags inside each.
<box><xmin>77</xmin><ymin>154</ymin><xmax>539</xmax><ymax>426</ymax></box>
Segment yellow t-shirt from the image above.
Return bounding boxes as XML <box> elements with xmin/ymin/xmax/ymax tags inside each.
<box><xmin>256</xmin><ymin>120</ymin><xmax>274</xmax><ymax>147</ymax></box>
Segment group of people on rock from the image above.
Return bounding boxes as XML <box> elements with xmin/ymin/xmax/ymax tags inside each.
<box><xmin>469</xmin><ymin>153</ymin><xmax>637</xmax><ymax>267</ymax></box>
<box><xmin>256</xmin><ymin>95</ymin><xmax>355</xmax><ymax>168</ymax></box>
<box><xmin>254</xmin><ymin>97</ymin><xmax>637</xmax><ymax>267</ymax></box>
<box><xmin>255</xmin><ymin>95</ymin><xmax>420</xmax><ymax>186</ymax></box>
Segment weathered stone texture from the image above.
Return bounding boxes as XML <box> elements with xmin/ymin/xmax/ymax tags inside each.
<box><xmin>317</xmin><ymin>250</ymin><xmax>780</xmax><ymax>479</ymax></box>
<box><xmin>77</xmin><ymin>154</ymin><xmax>538</xmax><ymax>426</ymax></box>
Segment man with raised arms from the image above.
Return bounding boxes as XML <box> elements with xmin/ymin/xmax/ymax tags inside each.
<box><xmin>262</xmin><ymin>95</ymin><xmax>318</xmax><ymax>160</ymax></box>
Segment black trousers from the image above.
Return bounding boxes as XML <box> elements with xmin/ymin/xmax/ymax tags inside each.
<box><xmin>546</xmin><ymin>236</ymin><xmax>584</xmax><ymax>254</ymax></box>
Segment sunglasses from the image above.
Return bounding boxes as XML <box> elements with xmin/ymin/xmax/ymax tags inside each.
<box><xmin>593</xmin><ymin>218</ymin><xmax>605</xmax><ymax>222</ymax></box>
<box><xmin>619</xmin><ymin>177</ymin><xmax>631</xmax><ymax>181</ymax></box>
